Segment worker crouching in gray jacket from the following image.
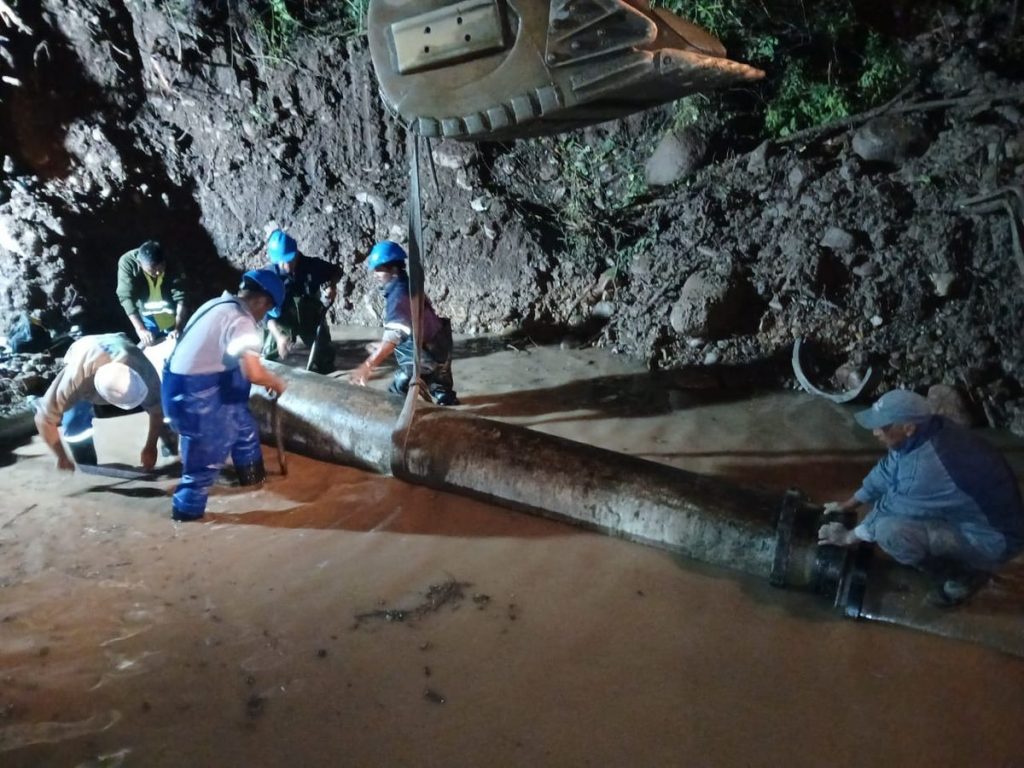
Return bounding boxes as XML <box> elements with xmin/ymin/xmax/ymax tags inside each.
<box><xmin>819</xmin><ymin>389</ymin><xmax>1024</xmax><ymax>606</ymax></box>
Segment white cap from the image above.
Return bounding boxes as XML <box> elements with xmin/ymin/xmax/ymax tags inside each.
<box><xmin>94</xmin><ymin>362</ymin><xmax>148</xmax><ymax>410</ymax></box>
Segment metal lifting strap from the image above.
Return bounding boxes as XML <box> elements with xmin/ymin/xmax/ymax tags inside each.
<box><xmin>390</xmin><ymin>128</ymin><xmax>427</xmax><ymax>476</ymax></box>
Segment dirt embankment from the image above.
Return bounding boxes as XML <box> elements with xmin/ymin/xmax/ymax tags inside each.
<box><xmin>0</xmin><ymin>2</ymin><xmax>1022</xmax><ymax>429</ymax></box>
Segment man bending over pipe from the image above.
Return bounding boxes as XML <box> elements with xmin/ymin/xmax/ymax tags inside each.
<box><xmin>819</xmin><ymin>389</ymin><xmax>1024</xmax><ymax>606</ymax></box>
<box><xmin>34</xmin><ymin>333</ymin><xmax>166</xmax><ymax>470</ymax></box>
<box><xmin>162</xmin><ymin>269</ymin><xmax>287</xmax><ymax>522</ymax></box>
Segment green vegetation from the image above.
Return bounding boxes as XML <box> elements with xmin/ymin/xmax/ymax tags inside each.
<box><xmin>763</xmin><ymin>61</ymin><xmax>850</xmax><ymax>137</ymax></box>
<box><xmin>251</xmin><ymin>0</ymin><xmax>370</xmax><ymax>59</ymax></box>
<box><xmin>546</xmin><ymin>135</ymin><xmax>648</xmax><ymax>264</ymax></box>
<box><xmin>651</xmin><ymin>0</ymin><xmax>912</xmax><ymax>137</ymax></box>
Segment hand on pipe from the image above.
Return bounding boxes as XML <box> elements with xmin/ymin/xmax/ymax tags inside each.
<box><xmin>817</xmin><ymin>522</ymin><xmax>858</xmax><ymax>547</ymax></box>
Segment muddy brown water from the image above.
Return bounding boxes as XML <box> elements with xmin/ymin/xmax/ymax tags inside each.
<box><xmin>2</xmin><ymin>329</ymin><xmax>1023</xmax><ymax>767</ymax></box>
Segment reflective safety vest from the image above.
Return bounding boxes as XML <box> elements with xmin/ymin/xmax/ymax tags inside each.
<box><xmin>142</xmin><ymin>271</ymin><xmax>175</xmax><ymax>331</ymax></box>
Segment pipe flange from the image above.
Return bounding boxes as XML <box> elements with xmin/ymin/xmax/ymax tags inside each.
<box><xmin>835</xmin><ymin>543</ymin><xmax>872</xmax><ymax>619</ymax></box>
<box><xmin>769</xmin><ymin>488</ymin><xmax>805</xmax><ymax>587</ymax></box>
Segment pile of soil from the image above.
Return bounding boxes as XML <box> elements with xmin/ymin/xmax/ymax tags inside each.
<box><xmin>0</xmin><ymin>1</ymin><xmax>1021</xmax><ymax>430</ymax></box>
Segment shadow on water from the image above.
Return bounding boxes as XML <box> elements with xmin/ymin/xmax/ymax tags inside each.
<box><xmin>83</xmin><ymin>485</ymin><xmax>168</xmax><ymax>499</ymax></box>
<box><xmin>206</xmin><ymin>492</ymin><xmax>581</xmax><ymax>540</ymax></box>
<box><xmin>457</xmin><ymin>363</ymin><xmax>778</xmax><ymax>424</ymax></box>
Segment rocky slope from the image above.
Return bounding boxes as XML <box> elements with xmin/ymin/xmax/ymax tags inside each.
<box><xmin>0</xmin><ymin>1</ymin><xmax>1022</xmax><ymax>429</ymax></box>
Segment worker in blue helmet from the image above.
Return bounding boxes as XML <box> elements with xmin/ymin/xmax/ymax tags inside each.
<box><xmin>351</xmin><ymin>241</ymin><xmax>458</xmax><ymax>405</ymax></box>
<box><xmin>262</xmin><ymin>229</ymin><xmax>343</xmax><ymax>374</ymax></box>
<box><xmin>161</xmin><ymin>269</ymin><xmax>288</xmax><ymax>521</ymax></box>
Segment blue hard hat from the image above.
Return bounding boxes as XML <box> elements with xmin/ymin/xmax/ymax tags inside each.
<box><xmin>367</xmin><ymin>241</ymin><xmax>407</xmax><ymax>270</ymax></box>
<box><xmin>241</xmin><ymin>268</ymin><xmax>286</xmax><ymax>312</ymax></box>
<box><xmin>267</xmin><ymin>229</ymin><xmax>297</xmax><ymax>264</ymax></box>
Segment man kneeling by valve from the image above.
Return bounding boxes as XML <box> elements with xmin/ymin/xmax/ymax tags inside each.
<box><xmin>350</xmin><ymin>241</ymin><xmax>458</xmax><ymax>406</ymax></box>
<box><xmin>819</xmin><ymin>389</ymin><xmax>1024</xmax><ymax>607</ymax></box>
<box><xmin>162</xmin><ymin>269</ymin><xmax>287</xmax><ymax>521</ymax></box>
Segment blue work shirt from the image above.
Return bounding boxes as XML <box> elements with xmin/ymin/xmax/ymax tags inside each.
<box><xmin>854</xmin><ymin>417</ymin><xmax>1024</xmax><ymax>555</ymax></box>
<box><xmin>382</xmin><ymin>273</ymin><xmax>441</xmax><ymax>345</ymax></box>
<box><xmin>267</xmin><ymin>252</ymin><xmax>342</xmax><ymax>319</ymax></box>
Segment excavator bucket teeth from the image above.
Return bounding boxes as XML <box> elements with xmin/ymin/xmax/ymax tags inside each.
<box><xmin>367</xmin><ymin>0</ymin><xmax>764</xmax><ymax>141</ymax></box>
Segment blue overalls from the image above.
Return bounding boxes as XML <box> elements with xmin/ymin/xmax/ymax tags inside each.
<box><xmin>161</xmin><ymin>301</ymin><xmax>264</xmax><ymax>520</ymax></box>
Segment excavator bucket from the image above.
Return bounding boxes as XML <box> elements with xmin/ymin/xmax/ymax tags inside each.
<box><xmin>367</xmin><ymin>0</ymin><xmax>764</xmax><ymax>141</ymax></box>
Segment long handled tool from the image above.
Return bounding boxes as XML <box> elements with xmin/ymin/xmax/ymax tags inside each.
<box><xmin>305</xmin><ymin>303</ymin><xmax>331</xmax><ymax>372</ymax></box>
<box><xmin>270</xmin><ymin>391</ymin><xmax>287</xmax><ymax>476</ymax></box>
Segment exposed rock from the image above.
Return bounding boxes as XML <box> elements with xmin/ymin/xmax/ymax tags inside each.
<box><xmin>431</xmin><ymin>141</ymin><xmax>475</xmax><ymax>170</ymax></box>
<box><xmin>669</xmin><ymin>270</ymin><xmax>748</xmax><ymax>340</ymax></box>
<box><xmin>928</xmin><ymin>384</ymin><xmax>975</xmax><ymax>426</ymax></box>
<box><xmin>746</xmin><ymin>140</ymin><xmax>770</xmax><ymax>174</ymax></box>
<box><xmin>820</xmin><ymin>227</ymin><xmax>857</xmax><ymax>252</ymax></box>
<box><xmin>852</xmin><ymin>116</ymin><xmax>931</xmax><ymax>165</ymax></box>
<box><xmin>645</xmin><ymin>129</ymin><xmax>707</xmax><ymax>187</ymax></box>
<box><xmin>0</xmin><ymin>0</ymin><xmax>1020</xmax><ymax>434</ymax></box>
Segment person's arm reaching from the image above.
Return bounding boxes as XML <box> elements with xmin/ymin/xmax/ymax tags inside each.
<box><xmin>171</xmin><ymin>302</ymin><xmax>187</xmax><ymax>340</ymax></box>
<box><xmin>117</xmin><ymin>255</ymin><xmax>154</xmax><ymax>346</ymax></box>
<box><xmin>129</xmin><ymin>312</ymin><xmax>154</xmax><ymax>347</ymax></box>
<box><xmin>140</xmin><ymin>408</ymin><xmax>162</xmax><ymax>470</ymax></box>
<box><xmin>351</xmin><ymin>339</ymin><xmax>397</xmax><ymax>386</ymax></box>
<box><xmin>240</xmin><ymin>351</ymin><xmax>287</xmax><ymax>394</ymax></box>
<box><xmin>267</xmin><ymin>318</ymin><xmax>290</xmax><ymax>359</ymax></box>
<box><xmin>35</xmin><ymin>409</ymin><xmax>74</xmax><ymax>471</ymax></box>
<box><xmin>822</xmin><ymin>497</ymin><xmax>860</xmax><ymax>515</ymax></box>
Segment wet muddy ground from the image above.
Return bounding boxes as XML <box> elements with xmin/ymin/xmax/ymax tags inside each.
<box><xmin>1</xmin><ymin>329</ymin><xmax>1023</xmax><ymax>767</ymax></box>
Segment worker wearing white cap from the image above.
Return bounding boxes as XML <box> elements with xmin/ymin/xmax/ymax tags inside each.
<box><xmin>818</xmin><ymin>389</ymin><xmax>1024</xmax><ymax>606</ymax></box>
<box><xmin>34</xmin><ymin>333</ymin><xmax>167</xmax><ymax>471</ymax></box>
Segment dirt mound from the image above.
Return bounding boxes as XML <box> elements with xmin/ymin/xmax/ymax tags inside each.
<box><xmin>0</xmin><ymin>1</ymin><xmax>1021</xmax><ymax>430</ymax></box>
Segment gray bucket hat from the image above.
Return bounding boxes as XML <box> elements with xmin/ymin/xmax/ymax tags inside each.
<box><xmin>854</xmin><ymin>389</ymin><xmax>933</xmax><ymax>429</ymax></box>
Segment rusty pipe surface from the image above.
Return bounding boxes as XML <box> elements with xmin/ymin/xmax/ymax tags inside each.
<box><xmin>250</xmin><ymin>364</ymin><xmax>1024</xmax><ymax>658</ymax></box>
<box><xmin>249</xmin><ymin>365</ymin><xmax>824</xmax><ymax>586</ymax></box>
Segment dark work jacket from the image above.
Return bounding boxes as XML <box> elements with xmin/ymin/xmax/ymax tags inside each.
<box><xmin>116</xmin><ymin>248</ymin><xmax>186</xmax><ymax>318</ymax></box>
<box><xmin>268</xmin><ymin>252</ymin><xmax>343</xmax><ymax>320</ymax></box>
<box><xmin>382</xmin><ymin>273</ymin><xmax>441</xmax><ymax>345</ymax></box>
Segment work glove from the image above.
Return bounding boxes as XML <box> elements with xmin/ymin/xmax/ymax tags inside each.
<box><xmin>822</xmin><ymin>501</ymin><xmax>845</xmax><ymax>514</ymax></box>
<box><xmin>818</xmin><ymin>522</ymin><xmax>857</xmax><ymax>547</ymax></box>
<box><xmin>137</xmin><ymin>328</ymin><xmax>155</xmax><ymax>348</ymax></box>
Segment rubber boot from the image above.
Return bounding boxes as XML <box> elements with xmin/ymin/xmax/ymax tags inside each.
<box><xmin>160</xmin><ymin>423</ymin><xmax>179</xmax><ymax>457</ymax></box>
<box><xmin>235</xmin><ymin>460</ymin><xmax>266</xmax><ymax>487</ymax></box>
<box><xmin>67</xmin><ymin>437</ymin><xmax>98</xmax><ymax>466</ymax></box>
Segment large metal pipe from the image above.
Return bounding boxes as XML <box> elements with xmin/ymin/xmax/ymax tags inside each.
<box><xmin>0</xmin><ymin>407</ymin><xmax>36</xmax><ymax>452</ymax></box>
<box><xmin>249</xmin><ymin>365</ymin><xmax>827</xmax><ymax>590</ymax></box>
<box><xmin>250</xmin><ymin>365</ymin><xmax>1024</xmax><ymax>658</ymax></box>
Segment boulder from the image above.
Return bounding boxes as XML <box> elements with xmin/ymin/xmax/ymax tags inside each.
<box><xmin>669</xmin><ymin>270</ymin><xmax>748</xmax><ymax>340</ymax></box>
<box><xmin>928</xmin><ymin>384</ymin><xmax>975</xmax><ymax>426</ymax></box>
<box><xmin>645</xmin><ymin>128</ymin><xmax>707</xmax><ymax>187</ymax></box>
<box><xmin>852</xmin><ymin>116</ymin><xmax>931</xmax><ymax>165</ymax></box>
